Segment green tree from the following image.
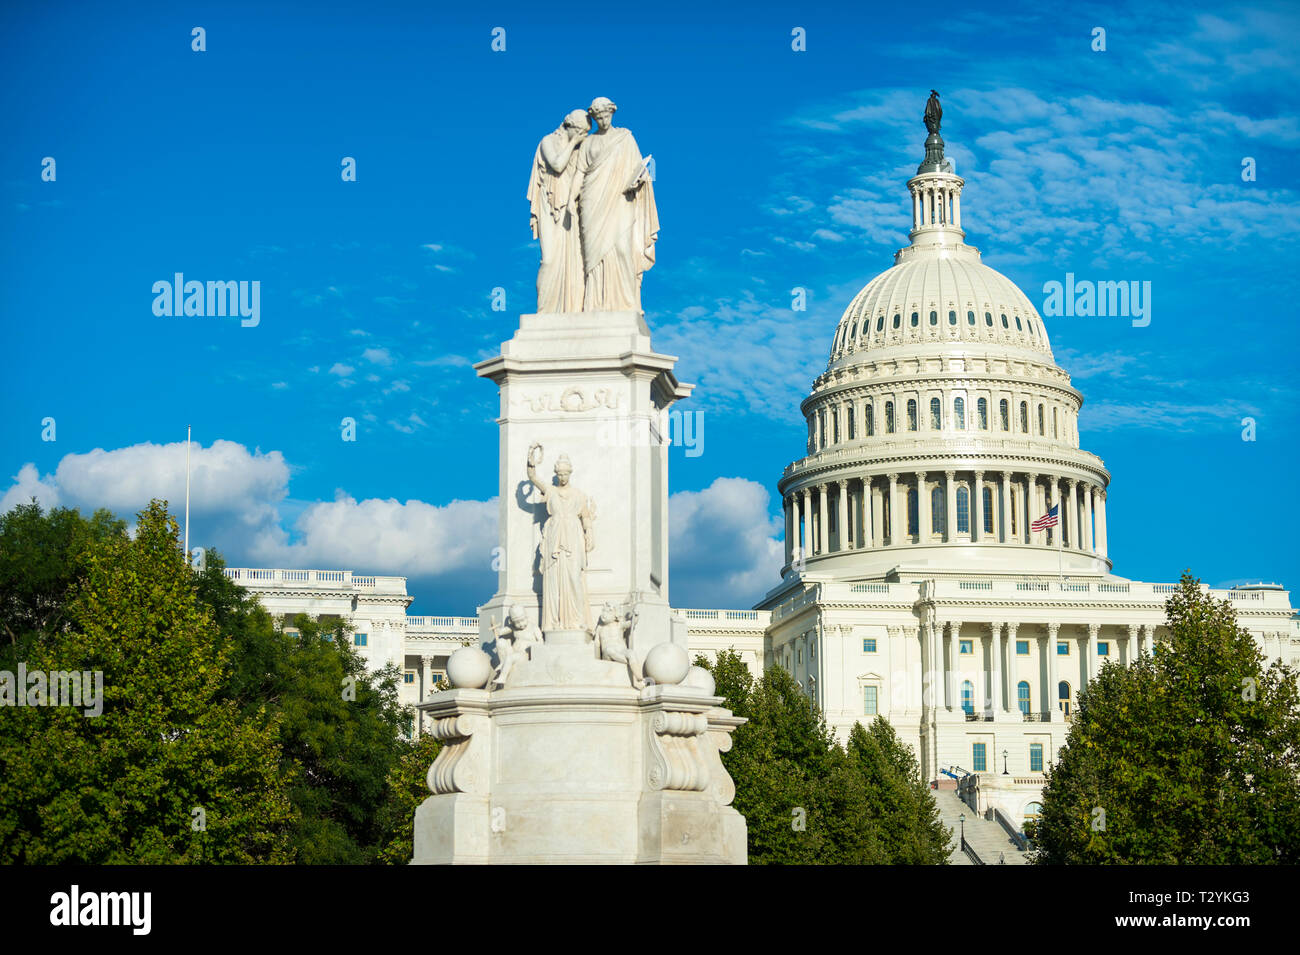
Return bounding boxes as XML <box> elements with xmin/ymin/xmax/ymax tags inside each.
<box><xmin>1030</xmin><ymin>571</ymin><xmax>1300</xmax><ymax>863</ymax></box>
<box><xmin>0</xmin><ymin>501</ymin><xmax>295</xmax><ymax>863</ymax></box>
<box><xmin>847</xmin><ymin>719</ymin><xmax>950</xmax><ymax>863</ymax></box>
<box><xmin>191</xmin><ymin>553</ymin><xmax>412</xmax><ymax>864</ymax></box>
<box><xmin>374</xmin><ymin>732</ymin><xmax>444</xmax><ymax>864</ymax></box>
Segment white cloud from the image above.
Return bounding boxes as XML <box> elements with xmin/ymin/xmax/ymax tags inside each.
<box><xmin>668</xmin><ymin>477</ymin><xmax>783</xmax><ymax>608</ymax></box>
<box><xmin>328</xmin><ymin>363</ymin><xmax>354</xmax><ymax>377</ymax></box>
<box><xmin>363</xmin><ymin>347</ymin><xmax>392</xmax><ymax>365</ymax></box>
<box><xmin>0</xmin><ymin>463</ymin><xmax>60</xmax><ymax>513</ymax></box>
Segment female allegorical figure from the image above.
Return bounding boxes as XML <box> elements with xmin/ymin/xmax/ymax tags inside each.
<box><xmin>526</xmin><ymin>443</ymin><xmax>595</xmax><ymax>632</ymax></box>
<box><xmin>573</xmin><ymin>96</ymin><xmax>658</xmax><ymax>312</ymax></box>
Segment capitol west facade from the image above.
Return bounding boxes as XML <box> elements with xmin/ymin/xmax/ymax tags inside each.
<box><xmin>225</xmin><ymin>106</ymin><xmax>1300</xmax><ymax>831</ymax></box>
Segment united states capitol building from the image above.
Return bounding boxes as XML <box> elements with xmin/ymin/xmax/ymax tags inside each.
<box><xmin>224</xmin><ymin>101</ymin><xmax>1299</xmax><ymax>833</ymax></box>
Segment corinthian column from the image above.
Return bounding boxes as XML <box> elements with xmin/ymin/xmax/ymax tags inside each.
<box><xmin>1004</xmin><ymin>623</ymin><xmax>1019</xmax><ymax>716</ymax></box>
<box><xmin>784</xmin><ymin>495</ymin><xmax>794</xmax><ymax>565</ymax></box>
<box><xmin>916</xmin><ymin>471</ymin><xmax>929</xmax><ymax>542</ymax></box>
<box><xmin>1083</xmin><ymin>484</ymin><xmax>1095</xmax><ymax>553</ymax></box>
<box><xmin>1000</xmin><ymin>471</ymin><xmax>1012</xmax><ymax>544</ymax></box>
<box><xmin>973</xmin><ymin>470</ymin><xmax>985</xmax><ymax>542</ymax></box>
<box><xmin>1068</xmin><ymin>479</ymin><xmax>1080</xmax><ymax>550</ymax></box>
<box><xmin>887</xmin><ymin>473</ymin><xmax>900</xmax><ymax>546</ymax></box>
<box><xmin>817</xmin><ymin>484</ymin><xmax>829</xmax><ymax>555</ymax></box>
<box><xmin>802</xmin><ymin>487</ymin><xmax>813</xmax><ymax>560</ymax></box>
<box><xmin>1097</xmin><ymin>490</ymin><xmax>1109</xmax><ymax>557</ymax></box>
<box><xmin>1046</xmin><ymin>623</ymin><xmax>1061</xmax><ymax>722</ymax></box>
<box><xmin>988</xmin><ymin>622</ymin><xmax>1004</xmax><ymax>720</ymax></box>
<box><xmin>836</xmin><ymin>479</ymin><xmax>848</xmax><ymax>552</ymax></box>
<box><xmin>944</xmin><ymin>470</ymin><xmax>957</xmax><ymax>543</ymax></box>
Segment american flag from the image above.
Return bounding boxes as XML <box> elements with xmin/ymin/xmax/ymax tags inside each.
<box><xmin>1031</xmin><ymin>503</ymin><xmax>1059</xmax><ymax>532</ymax></box>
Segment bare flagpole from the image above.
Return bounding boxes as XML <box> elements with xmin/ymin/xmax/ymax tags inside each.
<box><xmin>184</xmin><ymin>425</ymin><xmax>192</xmax><ymax>566</ymax></box>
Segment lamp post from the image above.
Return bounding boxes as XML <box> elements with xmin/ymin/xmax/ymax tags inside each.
<box><xmin>1002</xmin><ymin>749</ymin><xmax>1009</xmax><ymax>775</ymax></box>
<box><xmin>959</xmin><ymin>813</ymin><xmax>965</xmax><ymax>851</ymax></box>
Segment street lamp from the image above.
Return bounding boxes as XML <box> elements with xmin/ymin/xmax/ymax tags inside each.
<box><xmin>959</xmin><ymin>813</ymin><xmax>965</xmax><ymax>848</ymax></box>
<box><xmin>1002</xmin><ymin>749</ymin><xmax>1009</xmax><ymax>775</ymax></box>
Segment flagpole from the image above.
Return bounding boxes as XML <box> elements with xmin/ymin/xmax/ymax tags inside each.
<box><xmin>184</xmin><ymin>426</ymin><xmax>192</xmax><ymax>566</ymax></box>
<box><xmin>1057</xmin><ymin>494</ymin><xmax>1063</xmax><ymax>585</ymax></box>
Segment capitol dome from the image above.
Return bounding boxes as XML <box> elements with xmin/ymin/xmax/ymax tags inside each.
<box><xmin>777</xmin><ymin>97</ymin><xmax>1111</xmax><ymax>580</ymax></box>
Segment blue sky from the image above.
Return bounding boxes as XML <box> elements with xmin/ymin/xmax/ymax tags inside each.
<box><xmin>2</xmin><ymin>0</ymin><xmax>1297</xmax><ymax>613</ymax></box>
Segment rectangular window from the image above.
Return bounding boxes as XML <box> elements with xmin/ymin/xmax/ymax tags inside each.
<box><xmin>354</xmin><ymin>632</ymin><xmax>368</xmax><ymax>647</ymax></box>
<box><xmin>972</xmin><ymin>742</ymin><xmax>987</xmax><ymax>772</ymax></box>
<box><xmin>1098</xmin><ymin>641</ymin><xmax>1109</xmax><ymax>656</ymax></box>
<box><xmin>862</xmin><ymin>638</ymin><xmax>877</xmax><ymax>653</ymax></box>
<box><xmin>1029</xmin><ymin>743</ymin><xmax>1044</xmax><ymax>772</ymax></box>
<box><xmin>403</xmin><ymin>672</ymin><xmax>415</xmax><ymax>684</ymax></box>
<box><xmin>1016</xmin><ymin>640</ymin><xmax>1029</xmax><ymax>655</ymax></box>
<box><xmin>864</xmin><ymin>686</ymin><xmax>878</xmax><ymax>716</ymax></box>
<box><xmin>959</xmin><ymin>639</ymin><xmax>973</xmax><ymax>655</ymax></box>
<box><xmin>1057</xmin><ymin>642</ymin><xmax>1069</xmax><ymax>655</ymax></box>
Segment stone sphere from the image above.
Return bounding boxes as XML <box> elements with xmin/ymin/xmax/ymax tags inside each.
<box><xmin>446</xmin><ymin>646</ymin><xmax>493</xmax><ymax>689</ymax></box>
<box><xmin>643</xmin><ymin>642</ymin><xmax>691</xmax><ymax>686</ymax></box>
<box><xmin>683</xmin><ymin>665</ymin><xmax>716</xmax><ymax>695</ymax></box>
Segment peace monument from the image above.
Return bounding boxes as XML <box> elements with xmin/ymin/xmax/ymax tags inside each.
<box><xmin>409</xmin><ymin>98</ymin><xmax>747</xmax><ymax>865</ymax></box>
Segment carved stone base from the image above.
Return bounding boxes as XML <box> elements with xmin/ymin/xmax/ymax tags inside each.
<box><xmin>411</xmin><ymin>683</ymin><xmax>746</xmax><ymax>865</ymax></box>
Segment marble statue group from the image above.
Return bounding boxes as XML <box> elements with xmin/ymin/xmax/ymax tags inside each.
<box><xmin>527</xmin><ymin>97</ymin><xmax>659</xmax><ymax>314</ymax></box>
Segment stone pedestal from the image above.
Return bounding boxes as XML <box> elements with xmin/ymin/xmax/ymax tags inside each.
<box><xmin>411</xmin><ymin>310</ymin><xmax>746</xmax><ymax>865</ymax></box>
<box><xmin>412</xmin><ymin>680</ymin><xmax>747</xmax><ymax>865</ymax></box>
<box><xmin>472</xmin><ymin>311</ymin><xmax>693</xmax><ymax>659</ymax></box>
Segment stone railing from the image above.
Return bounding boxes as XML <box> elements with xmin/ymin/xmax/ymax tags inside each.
<box><xmin>407</xmin><ymin>616</ymin><xmax>479</xmax><ymax>630</ymax></box>
<box><xmin>674</xmin><ymin>609</ymin><xmax>769</xmax><ymax>624</ymax></box>
<box><xmin>224</xmin><ymin>567</ymin><xmax>408</xmax><ymax>595</ymax></box>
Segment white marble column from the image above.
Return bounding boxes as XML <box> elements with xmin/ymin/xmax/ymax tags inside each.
<box><xmin>863</xmin><ymin>478</ymin><xmax>874</xmax><ymax>549</ymax></box>
<box><xmin>836</xmin><ymin>479</ymin><xmax>848</xmax><ymax>552</ymax></box>
<box><xmin>916</xmin><ymin>471</ymin><xmax>929</xmax><ymax>543</ymax></box>
<box><xmin>1051</xmin><ymin>476</ymin><xmax>1063</xmax><ymax>547</ymax></box>
<box><xmin>1097</xmin><ymin>490</ymin><xmax>1109</xmax><ymax>557</ymax></box>
<box><xmin>1004</xmin><ymin>623</ymin><xmax>1019</xmax><ymax>715</ymax></box>
<box><xmin>989</xmin><ymin>622</ymin><xmax>1004</xmax><ymax>719</ymax></box>
<box><xmin>784</xmin><ymin>495</ymin><xmax>794</xmax><ymax>565</ymax></box>
<box><xmin>420</xmin><ymin>654</ymin><xmax>434</xmax><ymax>734</ymax></box>
<box><xmin>845</xmin><ymin>480</ymin><xmax>855</xmax><ymax>550</ymax></box>
<box><xmin>1000</xmin><ymin>471</ymin><xmax>1012</xmax><ymax>544</ymax></box>
<box><xmin>973</xmin><ymin>470</ymin><xmax>985</xmax><ymax>542</ymax></box>
<box><xmin>1127</xmin><ymin>623</ymin><xmax>1139</xmax><ymax>664</ymax></box>
<box><xmin>1068</xmin><ymin>479</ymin><xmax>1080</xmax><ymax>550</ymax></box>
<box><xmin>1088</xmin><ymin>623</ymin><xmax>1101</xmax><ymax>680</ymax></box>
<box><xmin>1142</xmin><ymin>624</ymin><xmax>1155</xmax><ymax>656</ymax></box>
<box><xmin>1046</xmin><ymin>623</ymin><xmax>1061</xmax><ymax>722</ymax></box>
<box><xmin>817</xmin><ymin>484</ymin><xmax>829</xmax><ymax>555</ymax></box>
<box><xmin>1083</xmin><ymin>484</ymin><xmax>1095</xmax><ymax>553</ymax></box>
<box><xmin>944</xmin><ymin>470</ymin><xmax>957</xmax><ymax>543</ymax></box>
<box><xmin>802</xmin><ymin>487</ymin><xmax>813</xmax><ymax>560</ymax></box>
<box><xmin>887</xmin><ymin>473</ymin><xmax>900</xmax><ymax>546</ymax></box>
<box><xmin>1027</xmin><ymin>473</ymin><xmax>1040</xmax><ymax>545</ymax></box>
<box><xmin>945</xmin><ymin>622</ymin><xmax>959</xmax><ymax>713</ymax></box>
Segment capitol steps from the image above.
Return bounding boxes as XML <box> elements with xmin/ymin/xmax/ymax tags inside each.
<box><xmin>933</xmin><ymin>789</ymin><xmax>1030</xmax><ymax>865</ymax></box>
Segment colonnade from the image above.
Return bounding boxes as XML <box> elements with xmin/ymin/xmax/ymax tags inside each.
<box><xmin>784</xmin><ymin>470</ymin><xmax>1107</xmax><ymax>566</ymax></box>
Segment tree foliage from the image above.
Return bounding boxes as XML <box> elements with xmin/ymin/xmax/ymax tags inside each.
<box><xmin>1029</xmin><ymin>571</ymin><xmax>1300</xmax><ymax>864</ymax></box>
<box><xmin>698</xmin><ymin>649</ymin><xmax>950</xmax><ymax>864</ymax></box>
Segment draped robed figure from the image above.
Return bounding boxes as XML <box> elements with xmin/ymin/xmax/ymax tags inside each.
<box><xmin>573</xmin><ymin>98</ymin><xmax>658</xmax><ymax>312</ymax></box>
<box><xmin>526</xmin><ymin>444</ymin><xmax>595</xmax><ymax>632</ymax></box>
<box><xmin>527</xmin><ymin>110</ymin><xmax>588</xmax><ymax>313</ymax></box>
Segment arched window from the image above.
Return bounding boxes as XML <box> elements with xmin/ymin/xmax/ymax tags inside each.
<box><xmin>1018</xmin><ymin>681</ymin><xmax>1031</xmax><ymax>716</ymax></box>
<box><xmin>1052</xmin><ymin>407</ymin><xmax>1058</xmax><ymax>439</ymax></box>
<box><xmin>929</xmin><ymin>310</ymin><xmax>937</xmax><ymax>326</ymax></box>
<box><xmin>1019</xmin><ymin>401</ymin><xmax>1029</xmax><ymax>433</ymax></box>
<box><xmin>1001</xmin><ymin>313</ymin><xmax>1009</xmax><ymax>328</ymax></box>
<box><xmin>985</xmin><ymin>311</ymin><xmax>993</xmax><ymax>326</ymax></box>
<box><xmin>885</xmin><ymin>401</ymin><xmax>895</xmax><ymax>434</ymax></box>
<box><xmin>931</xmin><ymin>486</ymin><xmax>945</xmax><ymax>535</ymax></box>
<box><xmin>910</xmin><ymin>311</ymin><xmax>919</xmax><ymax>327</ymax></box>
<box><xmin>999</xmin><ymin>399</ymin><xmax>1010</xmax><ymax>431</ymax></box>
<box><xmin>1037</xmin><ymin>404</ymin><xmax>1045</xmax><ymax>436</ymax></box>
<box><xmin>866</xmin><ymin>403</ymin><xmax>875</xmax><ymax>436</ymax></box>
<box><xmin>929</xmin><ymin>397</ymin><xmax>941</xmax><ymax>429</ymax></box>
<box><xmin>957</xmin><ymin>486</ymin><xmax>970</xmax><ymax>533</ymax></box>
<box><xmin>954</xmin><ymin>397</ymin><xmax>966</xmax><ymax>430</ymax></box>
<box><xmin>847</xmin><ymin>406</ymin><xmax>855</xmax><ymax>439</ymax></box>
<box><xmin>948</xmin><ymin>310</ymin><xmax>957</xmax><ymax>325</ymax></box>
<box><xmin>961</xmin><ymin>681</ymin><xmax>974</xmax><ymax>715</ymax></box>
<box><xmin>892</xmin><ymin>313</ymin><xmax>901</xmax><ymax>329</ymax></box>
<box><xmin>907</xmin><ymin>488</ymin><xmax>918</xmax><ymax>536</ymax></box>
<box><xmin>977</xmin><ymin>397</ymin><xmax>988</xmax><ymax>430</ymax></box>
<box><xmin>1015</xmin><ymin>315</ymin><xmax>1023</xmax><ymax>330</ymax></box>
<box><xmin>967</xmin><ymin>310</ymin><xmax>975</xmax><ymax>325</ymax></box>
<box><xmin>1058</xmin><ymin>681</ymin><xmax>1071</xmax><ymax>717</ymax></box>
<box><xmin>982</xmin><ymin>486</ymin><xmax>995</xmax><ymax>533</ymax></box>
<box><xmin>876</xmin><ymin>315</ymin><xmax>884</xmax><ymax>332</ymax></box>
<box><xmin>907</xmin><ymin>399</ymin><xmax>918</xmax><ymax>431</ymax></box>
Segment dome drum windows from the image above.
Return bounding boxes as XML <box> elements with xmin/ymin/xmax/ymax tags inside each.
<box><xmin>956</xmin><ymin>485</ymin><xmax>970</xmax><ymax>534</ymax></box>
<box><xmin>907</xmin><ymin>399</ymin><xmax>918</xmax><ymax>432</ymax></box>
<box><xmin>929</xmin><ymin>310</ymin><xmax>938</xmax><ymax>326</ymax></box>
<box><xmin>910</xmin><ymin>311</ymin><xmax>919</xmax><ymax>328</ymax></box>
<box><xmin>967</xmin><ymin>310</ymin><xmax>976</xmax><ymax>326</ymax></box>
<box><xmin>982</xmin><ymin>486</ymin><xmax>995</xmax><ymax>534</ymax></box>
<box><xmin>985</xmin><ymin>311</ymin><xmax>993</xmax><ymax>327</ymax></box>
<box><xmin>892</xmin><ymin>313</ymin><xmax>901</xmax><ymax>329</ymax></box>
<box><xmin>977</xmin><ymin>397</ymin><xmax>988</xmax><ymax>430</ymax></box>
<box><xmin>930</xmin><ymin>486</ymin><xmax>945</xmax><ymax>536</ymax></box>
<box><xmin>929</xmin><ymin>397</ymin><xmax>941</xmax><ymax>430</ymax></box>
<box><xmin>1001</xmin><ymin>313</ymin><xmax>1009</xmax><ymax>328</ymax></box>
<box><xmin>866</xmin><ymin>403</ymin><xmax>875</xmax><ymax>436</ymax></box>
<box><xmin>1037</xmin><ymin>404</ymin><xmax>1045</xmax><ymax>436</ymax></box>
<box><xmin>1019</xmin><ymin>401</ymin><xmax>1029</xmax><ymax>434</ymax></box>
<box><xmin>954</xmin><ymin>396</ymin><xmax>965</xmax><ymax>430</ymax></box>
<box><xmin>999</xmin><ymin>399</ymin><xmax>1010</xmax><ymax>432</ymax></box>
<box><xmin>948</xmin><ymin>310</ymin><xmax>957</xmax><ymax>325</ymax></box>
<box><xmin>885</xmin><ymin>401</ymin><xmax>895</xmax><ymax>434</ymax></box>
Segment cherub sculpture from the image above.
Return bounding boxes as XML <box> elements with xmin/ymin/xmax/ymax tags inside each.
<box><xmin>594</xmin><ymin>602</ymin><xmax>644</xmax><ymax>689</ymax></box>
<box><xmin>488</xmin><ymin>604</ymin><xmax>543</xmax><ymax>688</ymax></box>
